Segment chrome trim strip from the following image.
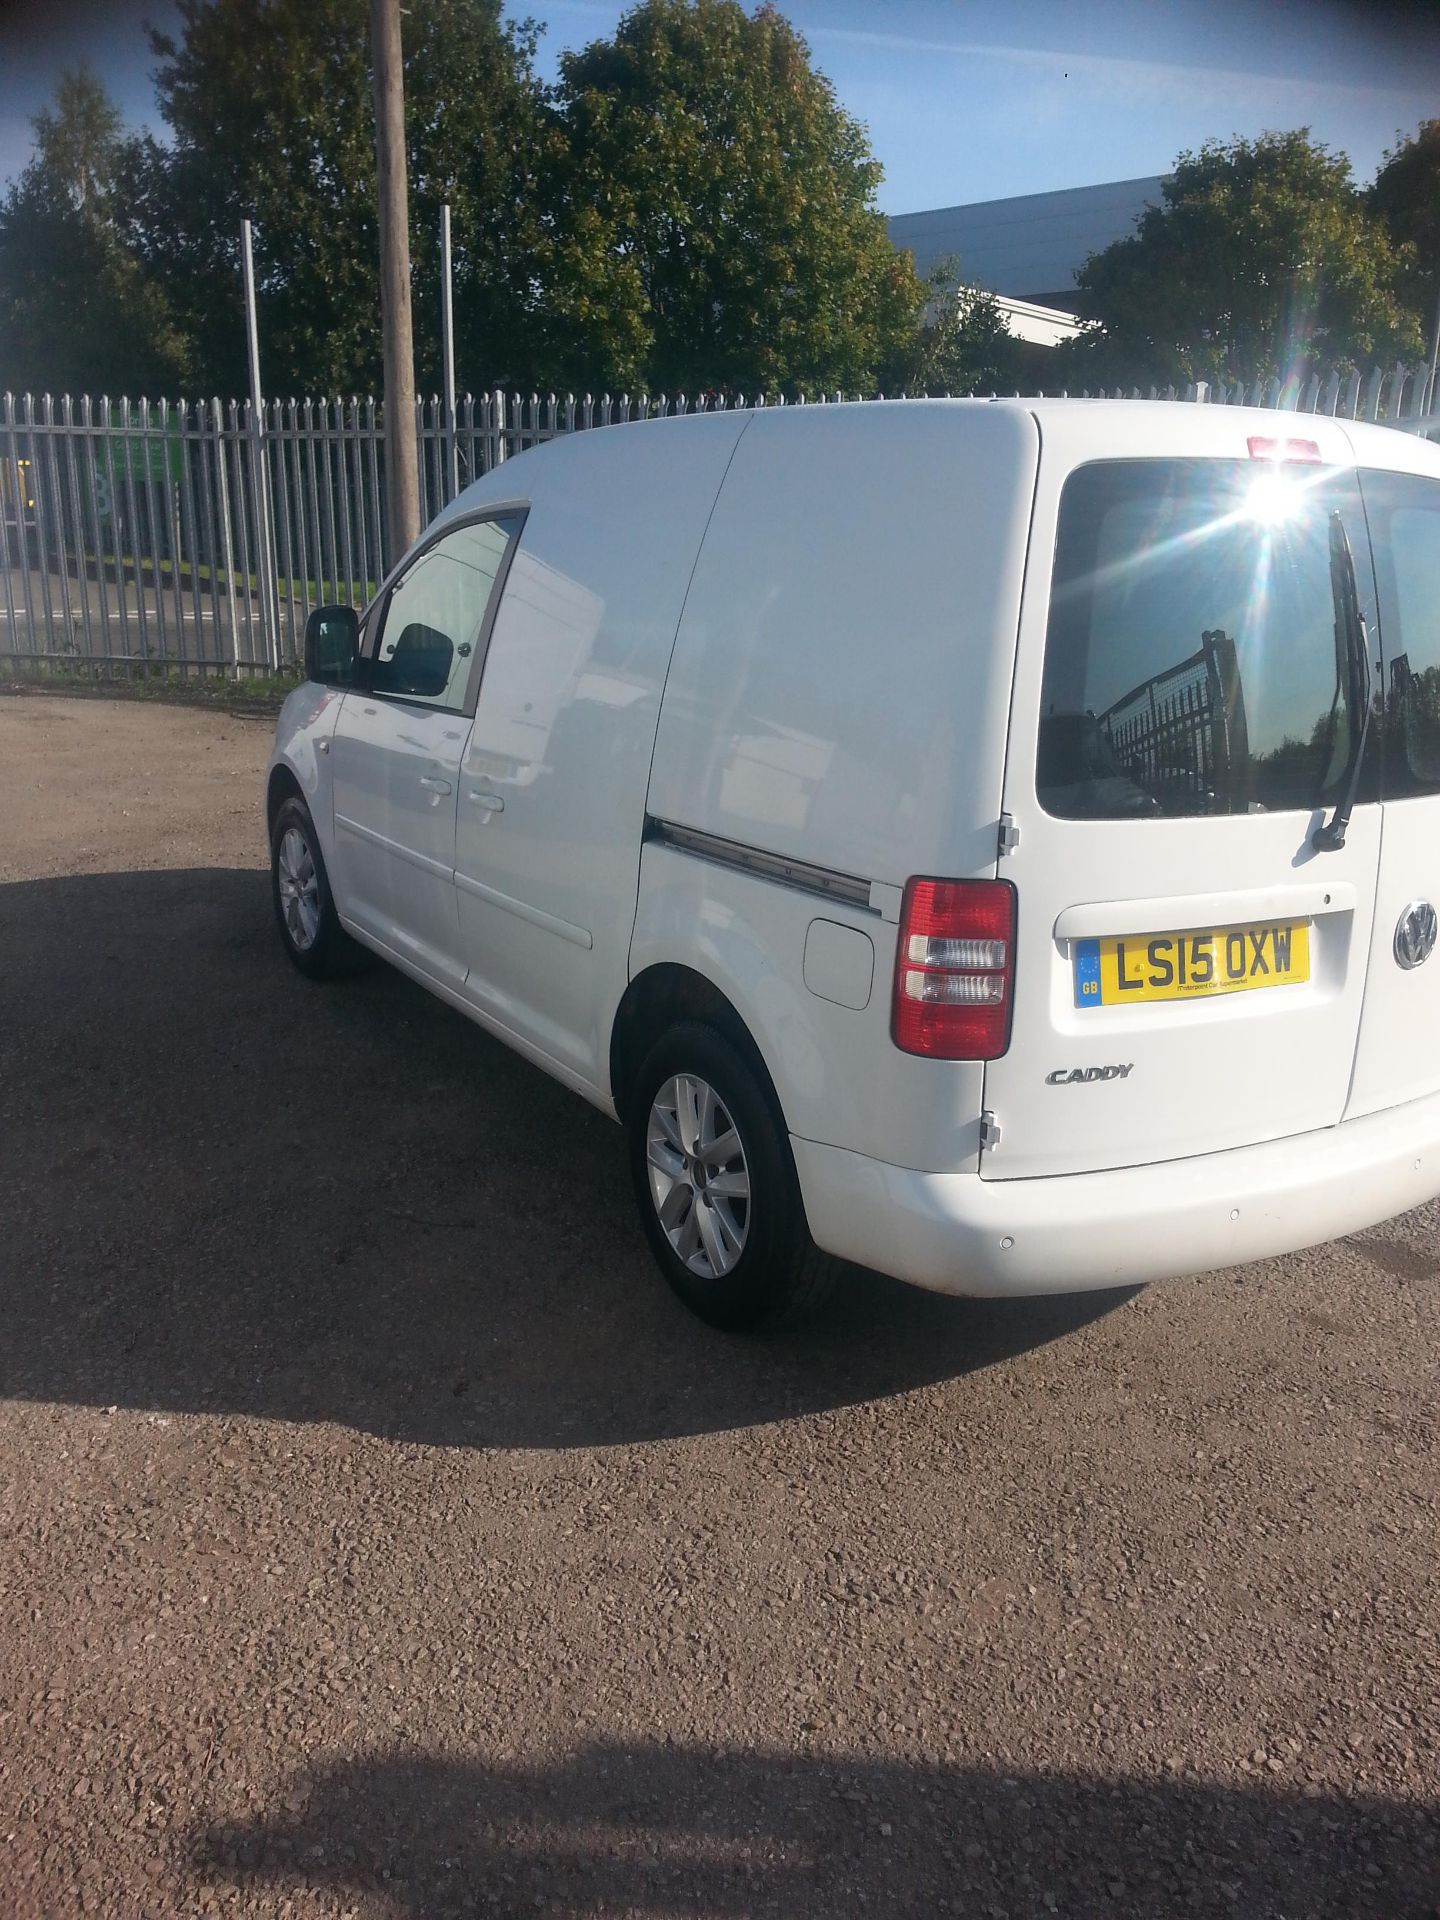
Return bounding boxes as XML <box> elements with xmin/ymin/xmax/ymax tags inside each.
<box><xmin>454</xmin><ymin>868</ymin><xmax>594</xmax><ymax>950</ymax></box>
<box><xmin>647</xmin><ymin>817</ymin><xmax>875</xmax><ymax>914</ymax></box>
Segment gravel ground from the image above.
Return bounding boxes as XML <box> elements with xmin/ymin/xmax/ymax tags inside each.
<box><xmin>1</xmin><ymin>692</ymin><xmax>1437</xmax><ymax>1920</ymax></box>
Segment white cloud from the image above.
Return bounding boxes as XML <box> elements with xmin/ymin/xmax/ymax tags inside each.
<box><xmin>799</xmin><ymin>24</ymin><xmax>1436</xmax><ymax>117</ymax></box>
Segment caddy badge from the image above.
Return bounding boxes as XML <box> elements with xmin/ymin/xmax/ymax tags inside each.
<box><xmin>1394</xmin><ymin>900</ymin><xmax>1437</xmax><ymax>971</ymax></box>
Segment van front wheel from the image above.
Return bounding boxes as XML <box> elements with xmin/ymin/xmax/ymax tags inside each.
<box><xmin>270</xmin><ymin>795</ymin><xmax>354</xmax><ymax>979</ymax></box>
<box><xmin>627</xmin><ymin>1023</ymin><xmax>833</xmax><ymax>1330</ymax></box>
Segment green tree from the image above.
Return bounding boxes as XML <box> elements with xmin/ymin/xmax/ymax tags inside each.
<box><xmin>1054</xmin><ymin>130</ymin><xmax>1423</xmax><ymax>390</ymax></box>
<box><xmin>5</xmin><ymin>1</ymin><xmax>956</xmax><ymax>402</ymax></box>
<box><xmin>0</xmin><ymin>69</ymin><xmax>189</xmax><ymax>396</ymax></box>
<box><xmin>1370</xmin><ymin>120</ymin><xmax>1440</xmax><ymax>344</ymax></box>
<box><xmin>31</xmin><ymin>68</ymin><xmax>125</xmax><ymax>214</ymax></box>
<box><xmin>547</xmin><ymin>0</ymin><xmax>923</xmax><ymax>395</ymax></box>
<box><xmin>134</xmin><ymin>0</ymin><xmax>557</xmax><ymax>397</ymax></box>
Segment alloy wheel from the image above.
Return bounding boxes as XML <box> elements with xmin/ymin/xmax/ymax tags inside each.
<box><xmin>276</xmin><ymin>824</ymin><xmax>321</xmax><ymax>952</ymax></box>
<box><xmin>645</xmin><ymin>1072</ymin><xmax>752</xmax><ymax>1279</ymax></box>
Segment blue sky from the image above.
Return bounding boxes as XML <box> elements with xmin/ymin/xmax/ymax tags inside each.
<box><xmin>522</xmin><ymin>0</ymin><xmax>1440</xmax><ymax>209</ymax></box>
<box><xmin>2</xmin><ymin>0</ymin><xmax>1438</xmax><ymax>210</ymax></box>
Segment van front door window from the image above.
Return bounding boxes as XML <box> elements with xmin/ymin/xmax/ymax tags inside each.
<box><xmin>372</xmin><ymin>515</ymin><xmax>519</xmax><ymax>709</ymax></box>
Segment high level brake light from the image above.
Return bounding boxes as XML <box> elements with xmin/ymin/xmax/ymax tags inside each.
<box><xmin>892</xmin><ymin>878</ymin><xmax>1017</xmax><ymax>1060</ymax></box>
<box><xmin>1245</xmin><ymin>435</ymin><xmax>1322</xmax><ymax>523</ymax></box>
<box><xmin>1247</xmin><ymin>435</ymin><xmax>1321</xmax><ymax>464</ymax></box>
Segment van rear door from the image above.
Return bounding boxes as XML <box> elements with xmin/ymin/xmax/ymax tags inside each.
<box><xmin>1344</xmin><ymin>454</ymin><xmax>1440</xmax><ymax>1118</ymax></box>
<box><xmin>983</xmin><ymin>408</ymin><xmax>1382</xmax><ymax>1180</ymax></box>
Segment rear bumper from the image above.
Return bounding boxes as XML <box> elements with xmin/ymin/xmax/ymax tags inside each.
<box><xmin>790</xmin><ymin>1088</ymin><xmax>1440</xmax><ymax>1297</ymax></box>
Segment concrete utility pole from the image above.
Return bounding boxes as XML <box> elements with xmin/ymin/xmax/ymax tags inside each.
<box><xmin>241</xmin><ymin>218</ymin><xmax>280</xmax><ymax>669</ymax></box>
<box><xmin>440</xmin><ymin>202</ymin><xmax>459</xmax><ymax>502</ymax></box>
<box><xmin>370</xmin><ymin>0</ymin><xmax>420</xmax><ymax>563</ymax></box>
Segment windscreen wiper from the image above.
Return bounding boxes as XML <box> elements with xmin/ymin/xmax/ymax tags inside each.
<box><xmin>1312</xmin><ymin>512</ymin><xmax>1373</xmax><ymax>853</ymax></box>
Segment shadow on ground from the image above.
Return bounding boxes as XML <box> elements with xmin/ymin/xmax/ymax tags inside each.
<box><xmin>189</xmin><ymin>1738</ymin><xmax>1440</xmax><ymax>1919</ymax></box>
<box><xmin>1</xmin><ymin>868</ymin><xmax>1127</xmax><ymax>1448</ymax></box>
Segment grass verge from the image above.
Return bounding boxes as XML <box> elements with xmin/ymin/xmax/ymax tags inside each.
<box><xmin>0</xmin><ymin>661</ymin><xmax>299</xmax><ymax>715</ymax></box>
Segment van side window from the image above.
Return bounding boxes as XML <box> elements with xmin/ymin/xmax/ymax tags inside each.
<box><xmin>1037</xmin><ymin>459</ymin><xmax>1370</xmax><ymax>821</ymax></box>
<box><xmin>1361</xmin><ymin>471</ymin><xmax>1440</xmax><ymax>797</ymax></box>
<box><xmin>371</xmin><ymin>514</ymin><xmax>520</xmax><ymax>709</ymax></box>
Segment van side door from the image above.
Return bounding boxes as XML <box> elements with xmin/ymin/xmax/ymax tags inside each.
<box><xmin>327</xmin><ymin>513</ymin><xmax>522</xmax><ymax>986</ymax></box>
<box><xmin>453</xmin><ymin>413</ymin><xmax>750</xmax><ymax>1094</ymax></box>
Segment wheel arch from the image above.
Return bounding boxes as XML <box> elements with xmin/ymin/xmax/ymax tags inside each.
<box><xmin>266</xmin><ymin>761</ymin><xmax>306</xmax><ymax>836</ymax></box>
<box><xmin>609</xmin><ymin>962</ymin><xmax>788</xmax><ymax>1132</ymax></box>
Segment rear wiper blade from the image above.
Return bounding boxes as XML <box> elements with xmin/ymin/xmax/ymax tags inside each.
<box><xmin>1312</xmin><ymin>512</ymin><xmax>1372</xmax><ymax>853</ymax></box>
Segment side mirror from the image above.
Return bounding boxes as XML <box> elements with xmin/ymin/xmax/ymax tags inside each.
<box><xmin>304</xmin><ymin>605</ymin><xmax>359</xmax><ymax>686</ymax></box>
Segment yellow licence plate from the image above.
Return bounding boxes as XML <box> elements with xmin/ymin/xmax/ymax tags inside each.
<box><xmin>1073</xmin><ymin>921</ymin><xmax>1310</xmax><ymax>1007</ymax></box>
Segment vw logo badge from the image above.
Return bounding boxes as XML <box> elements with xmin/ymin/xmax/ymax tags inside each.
<box><xmin>1394</xmin><ymin>899</ymin><xmax>1438</xmax><ymax>970</ymax></box>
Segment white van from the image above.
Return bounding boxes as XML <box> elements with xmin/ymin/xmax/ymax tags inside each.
<box><xmin>266</xmin><ymin>400</ymin><xmax>1440</xmax><ymax>1327</ymax></box>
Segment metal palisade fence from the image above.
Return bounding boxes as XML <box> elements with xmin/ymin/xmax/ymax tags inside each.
<box><xmin>1</xmin><ymin>390</ymin><xmax>560</xmax><ymax>677</ymax></box>
<box><xmin>2</xmin><ymin>368</ymin><xmax>1437</xmax><ymax>677</ymax></box>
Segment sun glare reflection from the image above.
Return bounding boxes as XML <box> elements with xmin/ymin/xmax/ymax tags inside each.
<box><xmin>1245</xmin><ymin>468</ymin><xmax>1304</xmax><ymax>527</ymax></box>
<box><xmin>1049</xmin><ymin>455</ymin><xmax>1335</xmax><ymax>616</ymax></box>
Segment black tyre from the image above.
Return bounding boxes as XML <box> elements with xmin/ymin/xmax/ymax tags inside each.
<box><xmin>627</xmin><ymin>1021</ymin><xmax>834</xmax><ymax>1330</ymax></box>
<box><xmin>270</xmin><ymin>795</ymin><xmax>356</xmax><ymax>979</ymax></box>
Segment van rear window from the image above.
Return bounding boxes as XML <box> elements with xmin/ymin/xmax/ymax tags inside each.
<box><xmin>1037</xmin><ymin>459</ymin><xmax>1369</xmax><ymax>820</ymax></box>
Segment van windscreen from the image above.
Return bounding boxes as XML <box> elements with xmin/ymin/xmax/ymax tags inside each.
<box><xmin>1036</xmin><ymin>458</ymin><xmax>1369</xmax><ymax>820</ymax></box>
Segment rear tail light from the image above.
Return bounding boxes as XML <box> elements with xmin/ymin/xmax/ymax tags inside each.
<box><xmin>892</xmin><ymin>878</ymin><xmax>1017</xmax><ymax>1059</ymax></box>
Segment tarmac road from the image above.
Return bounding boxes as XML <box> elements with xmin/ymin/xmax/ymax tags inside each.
<box><xmin>1</xmin><ymin>693</ymin><xmax>1437</xmax><ymax>1919</ymax></box>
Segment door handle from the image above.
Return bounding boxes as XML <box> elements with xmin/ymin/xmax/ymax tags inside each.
<box><xmin>419</xmin><ymin>775</ymin><xmax>452</xmax><ymax>796</ymax></box>
<box><xmin>468</xmin><ymin>789</ymin><xmax>505</xmax><ymax>814</ymax></box>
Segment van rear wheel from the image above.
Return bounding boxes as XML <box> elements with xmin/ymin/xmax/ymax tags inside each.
<box><xmin>627</xmin><ymin>1022</ymin><xmax>833</xmax><ymax>1330</ymax></box>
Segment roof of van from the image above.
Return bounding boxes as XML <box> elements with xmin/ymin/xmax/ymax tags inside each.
<box><xmin>450</xmin><ymin>397</ymin><xmax>1440</xmax><ymax>522</ymax></box>
<box><xmin>617</xmin><ymin>396</ymin><xmax>1440</xmax><ymax>467</ymax></box>
<box><xmin>1013</xmin><ymin>397</ymin><xmax>1440</xmax><ymax>470</ymax></box>
<box><xmin>541</xmin><ymin>394</ymin><xmax>1437</xmax><ymax>450</ymax></box>
<box><xmin>816</xmin><ymin>396</ymin><xmax>1437</xmax><ymax>467</ymax></box>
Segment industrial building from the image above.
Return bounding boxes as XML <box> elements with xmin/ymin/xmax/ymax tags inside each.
<box><xmin>889</xmin><ymin>175</ymin><xmax>1164</xmax><ymax>350</ymax></box>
